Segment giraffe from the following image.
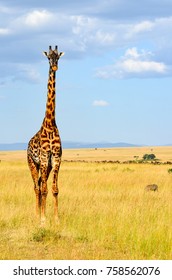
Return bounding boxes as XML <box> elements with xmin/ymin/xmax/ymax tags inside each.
<box><xmin>27</xmin><ymin>46</ymin><xmax>64</xmax><ymax>225</ymax></box>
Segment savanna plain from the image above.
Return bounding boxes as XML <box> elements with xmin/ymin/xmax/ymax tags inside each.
<box><xmin>0</xmin><ymin>146</ymin><xmax>172</xmax><ymax>260</ymax></box>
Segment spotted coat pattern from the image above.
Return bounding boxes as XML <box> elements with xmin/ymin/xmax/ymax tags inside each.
<box><xmin>27</xmin><ymin>46</ymin><xmax>64</xmax><ymax>225</ymax></box>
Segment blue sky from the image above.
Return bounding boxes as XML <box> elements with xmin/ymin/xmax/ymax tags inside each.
<box><xmin>0</xmin><ymin>0</ymin><xmax>172</xmax><ymax>145</ymax></box>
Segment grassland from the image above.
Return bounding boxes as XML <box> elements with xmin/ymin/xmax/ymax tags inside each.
<box><xmin>0</xmin><ymin>146</ymin><xmax>172</xmax><ymax>260</ymax></box>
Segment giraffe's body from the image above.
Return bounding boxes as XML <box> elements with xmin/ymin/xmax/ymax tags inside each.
<box><xmin>27</xmin><ymin>46</ymin><xmax>64</xmax><ymax>225</ymax></box>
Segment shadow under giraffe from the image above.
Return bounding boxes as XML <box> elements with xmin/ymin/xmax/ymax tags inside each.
<box><xmin>27</xmin><ymin>46</ymin><xmax>64</xmax><ymax>225</ymax></box>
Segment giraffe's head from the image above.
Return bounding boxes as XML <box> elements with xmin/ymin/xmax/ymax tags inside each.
<box><xmin>43</xmin><ymin>46</ymin><xmax>64</xmax><ymax>71</ymax></box>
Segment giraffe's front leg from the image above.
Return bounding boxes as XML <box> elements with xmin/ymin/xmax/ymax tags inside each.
<box><xmin>52</xmin><ymin>159</ymin><xmax>61</xmax><ymax>223</ymax></box>
<box><xmin>40</xmin><ymin>164</ymin><xmax>49</xmax><ymax>226</ymax></box>
<box><xmin>27</xmin><ymin>154</ymin><xmax>41</xmax><ymax>218</ymax></box>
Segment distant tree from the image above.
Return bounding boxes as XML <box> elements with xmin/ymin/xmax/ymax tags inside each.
<box><xmin>142</xmin><ymin>154</ymin><xmax>156</xmax><ymax>161</ymax></box>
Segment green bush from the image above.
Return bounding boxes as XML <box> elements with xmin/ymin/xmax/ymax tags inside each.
<box><xmin>142</xmin><ymin>154</ymin><xmax>156</xmax><ymax>161</ymax></box>
<box><xmin>168</xmin><ymin>168</ymin><xmax>172</xmax><ymax>174</ymax></box>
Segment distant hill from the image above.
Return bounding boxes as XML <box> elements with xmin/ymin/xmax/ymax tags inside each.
<box><xmin>62</xmin><ymin>141</ymin><xmax>141</xmax><ymax>149</ymax></box>
<box><xmin>0</xmin><ymin>143</ymin><xmax>27</xmax><ymax>151</ymax></box>
<box><xmin>0</xmin><ymin>141</ymin><xmax>141</xmax><ymax>151</ymax></box>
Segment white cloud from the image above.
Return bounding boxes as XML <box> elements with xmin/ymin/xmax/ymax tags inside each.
<box><xmin>71</xmin><ymin>15</ymin><xmax>116</xmax><ymax>49</ymax></box>
<box><xmin>96</xmin><ymin>47</ymin><xmax>169</xmax><ymax>79</ymax></box>
<box><xmin>0</xmin><ymin>4</ymin><xmax>172</xmax><ymax>81</ymax></box>
<box><xmin>121</xmin><ymin>59</ymin><xmax>166</xmax><ymax>74</ymax></box>
<box><xmin>126</xmin><ymin>21</ymin><xmax>154</xmax><ymax>38</ymax></box>
<box><xmin>92</xmin><ymin>100</ymin><xmax>109</xmax><ymax>107</ymax></box>
<box><xmin>121</xmin><ymin>48</ymin><xmax>166</xmax><ymax>74</ymax></box>
<box><xmin>24</xmin><ymin>10</ymin><xmax>53</xmax><ymax>27</ymax></box>
<box><xmin>11</xmin><ymin>9</ymin><xmax>54</xmax><ymax>31</ymax></box>
<box><xmin>0</xmin><ymin>28</ymin><xmax>10</xmax><ymax>35</ymax></box>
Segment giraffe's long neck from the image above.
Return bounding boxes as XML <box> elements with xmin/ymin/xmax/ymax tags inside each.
<box><xmin>43</xmin><ymin>68</ymin><xmax>57</xmax><ymax>129</ymax></box>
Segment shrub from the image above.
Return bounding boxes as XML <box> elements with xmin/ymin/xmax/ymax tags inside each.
<box><xmin>142</xmin><ymin>154</ymin><xmax>156</xmax><ymax>161</ymax></box>
<box><xmin>168</xmin><ymin>168</ymin><xmax>172</xmax><ymax>174</ymax></box>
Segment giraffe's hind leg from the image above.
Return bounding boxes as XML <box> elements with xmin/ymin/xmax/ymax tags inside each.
<box><xmin>38</xmin><ymin>163</ymin><xmax>52</xmax><ymax>226</ymax></box>
<box><xmin>38</xmin><ymin>164</ymin><xmax>52</xmax><ymax>225</ymax></box>
<box><xmin>27</xmin><ymin>155</ymin><xmax>41</xmax><ymax>218</ymax></box>
<box><xmin>52</xmin><ymin>159</ymin><xmax>61</xmax><ymax>223</ymax></box>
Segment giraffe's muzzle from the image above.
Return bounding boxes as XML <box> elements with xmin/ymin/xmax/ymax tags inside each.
<box><xmin>52</xmin><ymin>66</ymin><xmax>58</xmax><ymax>71</ymax></box>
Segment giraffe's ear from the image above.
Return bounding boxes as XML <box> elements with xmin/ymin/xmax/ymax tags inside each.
<box><xmin>59</xmin><ymin>52</ymin><xmax>65</xmax><ymax>57</ymax></box>
<box><xmin>43</xmin><ymin>51</ymin><xmax>48</xmax><ymax>57</ymax></box>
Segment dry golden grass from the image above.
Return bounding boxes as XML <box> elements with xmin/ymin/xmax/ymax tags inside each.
<box><xmin>0</xmin><ymin>147</ymin><xmax>172</xmax><ymax>260</ymax></box>
<box><xmin>62</xmin><ymin>146</ymin><xmax>172</xmax><ymax>162</ymax></box>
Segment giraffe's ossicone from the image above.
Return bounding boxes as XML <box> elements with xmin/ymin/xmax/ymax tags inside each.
<box><xmin>27</xmin><ymin>46</ymin><xmax>64</xmax><ymax>225</ymax></box>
